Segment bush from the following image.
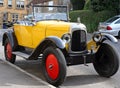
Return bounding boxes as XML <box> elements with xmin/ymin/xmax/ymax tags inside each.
<box><xmin>69</xmin><ymin>10</ymin><xmax>117</xmax><ymax>32</ymax></box>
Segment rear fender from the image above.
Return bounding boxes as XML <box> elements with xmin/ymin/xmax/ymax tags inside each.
<box><xmin>2</xmin><ymin>30</ymin><xmax>18</xmax><ymax>50</ymax></box>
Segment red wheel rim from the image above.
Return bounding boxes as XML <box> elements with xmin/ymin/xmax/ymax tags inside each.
<box><xmin>6</xmin><ymin>43</ymin><xmax>12</xmax><ymax>60</ymax></box>
<box><xmin>46</xmin><ymin>54</ymin><xmax>59</xmax><ymax>80</ymax></box>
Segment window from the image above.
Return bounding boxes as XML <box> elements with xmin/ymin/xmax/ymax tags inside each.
<box><xmin>12</xmin><ymin>14</ymin><xmax>18</xmax><ymax>22</ymax></box>
<box><xmin>3</xmin><ymin>13</ymin><xmax>8</xmax><ymax>22</ymax></box>
<box><xmin>106</xmin><ymin>17</ymin><xmax>119</xmax><ymax>23</ymax></box>
<box><xmin>48</xmin><ymin>1</ymin><xmax>53</xmax><ymax>11</ymax></box>
<box><xmin>115</xmin><ymin>19</ymin><xmax>120</xmax><ymax>24</ymax></box>
<box><xmin>8</xmin><ymin>0</ymin><xmax>12</xmax><ymax>7</ymax></box>
<box><xmin>16</xmin><ymin>0</ymin><xmax>25</xmax><ymax>9</ymax></box>
<box><xmin>0</xmin><ymin>0</ymin><xmax>4</xmax><ymax>6</ymax></box>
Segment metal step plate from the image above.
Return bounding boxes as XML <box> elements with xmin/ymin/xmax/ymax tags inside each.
<box><xmin>12</xmin><ymin>51</ymin><xmax>30</xmax><ymax>59</ymax></box>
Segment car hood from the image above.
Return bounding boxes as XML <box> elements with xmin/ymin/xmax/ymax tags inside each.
<box><xmin>37</xmin><ymin>20</ymin><xmax>70</xmax><ymax>31</ymax></box>
<box><xmin>36</xmin><ymin>20</ymin><xmax>86</xmax><ymax>38</ymax></box>
<box><xmin>37</xmin><ymin>20</ymin><xmax>86</xmax><ymax>31</ymax></box>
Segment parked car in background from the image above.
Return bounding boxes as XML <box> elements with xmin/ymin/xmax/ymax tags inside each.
<box><xmin>98</xmin><ymin>15</ymin><xmax>120</xmax><ymax>38</ymax></box>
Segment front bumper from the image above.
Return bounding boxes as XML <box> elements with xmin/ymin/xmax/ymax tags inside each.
<box><xmin>66</xmin><ymin>51</ymin><xmax>95</xmax><ymax>66</ymax></box>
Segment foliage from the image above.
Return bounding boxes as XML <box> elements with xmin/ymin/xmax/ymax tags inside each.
<box><xmin>70</xmin><ymin>0</ymin><xmax>85</xmax><ymax>10</ymax></box>
<box><xmin>91</xmin><ymin>0</ymin><xmax>120</xmax><ymax>13</ymax></box>
<box><xmin>84</xmin><ymin>0</ymin><xmax>91</xmax><ymax>10</ymax></box>
<box><xmin>69</xmin><ymin>10</ymin><xmax>117</xmax><ymax>32</ymax></box>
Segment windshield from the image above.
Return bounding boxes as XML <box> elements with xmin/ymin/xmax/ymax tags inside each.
<box><xmin>33</xmin><ymin>5</ymin><xmax>68</xmax><ymax>21</ymax></box>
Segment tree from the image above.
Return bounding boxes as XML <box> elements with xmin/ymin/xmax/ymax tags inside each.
<box><xmin>70</xmin><ymin>0</ymin><xmax>85</xmax><ymax>10</ymax></box>
<box><xmin>91</xmin><ymin>0</ymin><xmax>119</xmax><ymax>13</ymax></box>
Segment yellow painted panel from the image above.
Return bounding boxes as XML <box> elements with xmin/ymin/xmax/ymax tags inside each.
<box><xmin>87</xmin><ymin>39</ymin><xmax>99</xmax><ymax>52</ymax></box>
<box><xmin>14</xmin><ymin>24</ymin><xmax>33</xmax><ymax>48</ymax></box>
<box><xmin>20</xmin><ymin>26</ymin><xmax>33</xmax><ymax>47</ymax></box>
<box><xmin>32</xmin><ymin>22</ymin><xmax>46</xmax><ymax>48</ymax></box>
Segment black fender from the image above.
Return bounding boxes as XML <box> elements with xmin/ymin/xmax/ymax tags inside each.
<box><xmin>95</xmin><ymin>33</ymin><xmax>118</xmax><ymax>54</ymax></box>
<box><xmin>101</xmin><ymin>33</ymin><xmax>118</xmax><ymax>43</ymax></box>
<box><xmin>29</xmin><ymin>36</ymin><xmax>67</xmax><ymax>60</ymax></box>
<box><xmin>2</xmin><ymin>30</ymin><xmax>18</xmax><ymax>50</ymax></box>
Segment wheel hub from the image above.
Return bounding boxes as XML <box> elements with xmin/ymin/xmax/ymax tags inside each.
<box><xmin>6</xmin><ymin>43</ymin><xmax>12</xmax><ymax>60</ymax></box>
<box><xmin>46</xmin><ymin>54</ymin><xmax>59</xmax><ymax>80</ymax></box>
<box><xmin>48</xmin><ymin>64</ymin><xmax>53</xmax><ymax>70</ymax></box>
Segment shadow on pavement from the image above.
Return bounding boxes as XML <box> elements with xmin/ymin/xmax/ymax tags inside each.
<box><xmin>14</xmin><ymin>59</ymin><xmax>109</xmax><ymax>87</ymax></box>
<box><xmin>63</xmin><ymin>75</ymin><xmax>108</xmax><ymax>86</ymax></box>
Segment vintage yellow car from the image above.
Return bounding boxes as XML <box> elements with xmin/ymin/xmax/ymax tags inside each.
<box><xmin>2</xmin><ymin>5</ymin><xmax>119</xmax><ymax>86</ymax></box>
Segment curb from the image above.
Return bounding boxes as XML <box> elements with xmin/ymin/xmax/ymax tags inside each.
<box><xmin>1</xmin><ymin>54</ymin><xmax>56</xmax><ymax>88</ymax></box>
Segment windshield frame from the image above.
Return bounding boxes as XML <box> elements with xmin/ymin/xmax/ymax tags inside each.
<box><xmin>32</xmin><ymin>5</ymin><xmax>69</xmax><ymax>22</ymax></box>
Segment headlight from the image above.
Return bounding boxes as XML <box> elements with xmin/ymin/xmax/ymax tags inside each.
<box><xmin>62</xmin><ymin>33</ymin><xmax>71</xmax><ymax>43</ymax></box>
<box><xmin>92</xmin><ymin>32</ymin><xmax>102</xmax><ymax>42</ymax></box>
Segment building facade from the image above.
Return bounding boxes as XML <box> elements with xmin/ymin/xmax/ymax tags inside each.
<box><xmin>28</xmin><ymin>0</ymin><xmax>72</xmax><ymax>10</ymax></box>
<box><xmin>0</xmin><ymin>0</ymin><xmax>31</xmax><ymax>28</ymax></box>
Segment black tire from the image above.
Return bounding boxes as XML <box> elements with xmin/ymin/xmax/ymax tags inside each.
<box><xmin>118</xmin><ymin>31</ymin><xmax>120</xmax><ymax>39</ymax></box>
<box><xmin>42</xmin><ymin>47</ymin><xmax>67</xmax><ymax>87</ymax></box>
<box><xmin>4</xmin><ymin>39</ymin><xmax>16</xmax><ymax>63</ymax></box>
<box><xmin>93</xmin><ymin>43</ymin><xmax>119</xmax><ymax>77</ymax></box>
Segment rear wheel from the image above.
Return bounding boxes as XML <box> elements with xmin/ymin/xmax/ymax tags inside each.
<box><xmin>42</xmin><ymin>47</ymin><xmax>66</xmax><ymax>87</ymax></box>
<box><xmin>93</xmin><ymin>43</ymin><xmax>119</xmax><ymax>77</ymax></box>
<box><xmin>4</xmin><ymin>39</ymin><xmax>16</xmax><ymax>63</ymax></box>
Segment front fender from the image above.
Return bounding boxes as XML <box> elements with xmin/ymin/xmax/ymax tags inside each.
<box><xmin>101</xmin><ymin>33</ymin><xmax>118</xmax><ymax>43</ymax></box>
<box><xmin>88</xmin><ymin>33</ymin><xmax>118</xmax><ymax>52</ymax></box>
<box><xmin>45</xmin><ymin>36</ymin><xmax>65</xmax><ymax>49</ymax></box>
<box><xmin>29</xmin><ymin>36</ymin><xmax>67</xmax><ymax>60</ymax></box>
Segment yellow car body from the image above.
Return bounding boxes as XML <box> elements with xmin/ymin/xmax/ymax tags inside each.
<box><xmin>14</xmin><ymin>21</ymin><xmax>71</xmax><ymax>48</ymax></box>
<box><xmin>14</xmin><ymin>20</ymin><xmax>97</xmax><ymax>51</ymax></box>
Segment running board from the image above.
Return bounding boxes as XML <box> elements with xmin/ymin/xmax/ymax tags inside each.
<box><xmin>12</xmin><ymin>51</ymin><xmax>30</xmax><ymax>59</ymax></box>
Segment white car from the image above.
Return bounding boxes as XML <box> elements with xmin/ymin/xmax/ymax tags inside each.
<box><xmin>98</xmin><ymin>15</ymin><xmax>120</xmax><ymax>38</ymax></box>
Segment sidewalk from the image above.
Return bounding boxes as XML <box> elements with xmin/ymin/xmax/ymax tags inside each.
<box><xmin>0</xmin><ymin>29</ymin><xmax>55</xmax><ymax>88</ymax></box>
<box><xmin>0</xmin><ymin>56</ymin><xmax>55</xmax><ymax>88</ymax></box>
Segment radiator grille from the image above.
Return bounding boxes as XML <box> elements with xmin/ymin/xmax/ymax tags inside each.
<box><xmin>71</xmin><ymin>30</ymin><xmax>87</xmax><ymax>51</ymax></box>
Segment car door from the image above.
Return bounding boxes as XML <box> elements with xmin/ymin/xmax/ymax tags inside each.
<box><xmin>32</xmin><ymin>21</ymin><xmax>46</xmax><ymax>48</ymax></box>
<box><xmin>19</xmin><ymin>21</ymin><xmax>33</xmax><ymax>48</ymax></box>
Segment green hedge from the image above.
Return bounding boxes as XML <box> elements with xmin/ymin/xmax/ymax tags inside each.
<box><xmin>69</xmin><ymin>10</ymin><xmax>117</xmax><ymax>32</ymax></box>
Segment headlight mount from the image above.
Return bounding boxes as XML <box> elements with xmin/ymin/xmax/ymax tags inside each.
<box><xmin>92</xmin><ymin>32</ymin><xmax>102</xmax><ymax>43</ymax></box>
<box><xmin>62</xmin><ymin>33</ymin><xmax>71</xmax><ymax>43</ymax></box>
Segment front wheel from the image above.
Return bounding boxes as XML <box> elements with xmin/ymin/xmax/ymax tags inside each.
<box><xmin>42</xmin><ymin>47</ymin><xmax>67</xmax><ymax>87</ymax></box>
<box><xmin>93</xmin><ymin>43</ymin><xmax>119</xmax><ymax>77</ymax></box>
